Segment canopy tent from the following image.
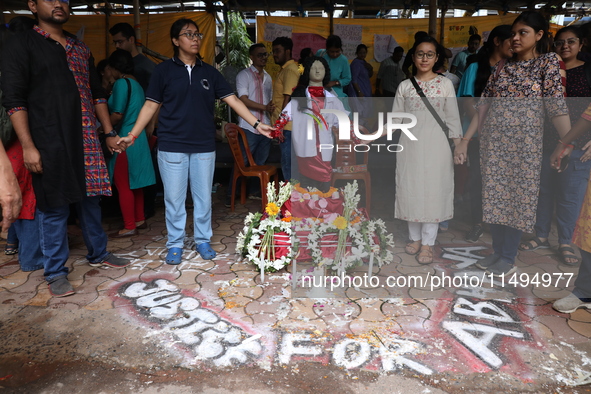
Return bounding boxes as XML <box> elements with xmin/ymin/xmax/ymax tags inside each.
<box><xmin>4</xmin><ymin>12</ymin><xmax>216</xmax><ymax>64</ymax></box>
<box><xmin>1</xmin><ymin>0</ymin><xmax>589</xmax><ymax>15</ymax></box>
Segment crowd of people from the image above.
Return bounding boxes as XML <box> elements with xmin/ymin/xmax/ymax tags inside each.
<box><xmin>0</xmin><ymin>1</ymin><xmax>590</xmax><ymax>315</ymax></box>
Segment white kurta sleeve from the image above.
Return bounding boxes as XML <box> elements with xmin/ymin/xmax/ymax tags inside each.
<box><xmin>442</xmin><ymin>78</ymin><xmax>462</xmax><ymax>139</ymax></box>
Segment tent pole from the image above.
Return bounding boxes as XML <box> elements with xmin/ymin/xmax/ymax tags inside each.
<box><xmin>105</xmin><ymin>12</ymin><xmax>110</xmax><ymax>59</ymax></box>
<box><xmin>224</xmin><ymin>8</ymin><xmax>229</xmax><ymax>62</ymax></box>
<box><xmin>439</xmin><ymin>4</ymin><xmax>447</xmax><ymax>44</ymax></box>
<box><xmin>133</xmin><ymin>0</ymin><xmax>143</xmax><ymax>53</ymax></box>
<box><xmin>429</xmin><ymin>0</ymin><xmax>437</xmax><ymax>38</ymax></box>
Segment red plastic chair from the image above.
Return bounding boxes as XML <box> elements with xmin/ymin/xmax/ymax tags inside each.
<box><xmin>224</xmin><ymin>123</ymin><xmax>279</xmax><ymax>212</ymax></box>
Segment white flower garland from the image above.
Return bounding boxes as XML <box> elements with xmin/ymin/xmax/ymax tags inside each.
<box><xmin>305</xmin><ymin>181</ymin><xmax>395</xmax><ymax>274</ymax></box>
<box><xmin>307</xmin><ymin>220</ymin><xmax>369</xmax><ymax>273</ymax></box>
<box><xmin>236</xmin><ymin>182</ymin><xmax>294</xmax><ymax>273</ymax></box>
<box><xmin>236</xmin><ymin>180</ymin><xmax>395</xmax><ymax>275</ymax></box>
<box><xmin>244</xmin><ymin>218</ymin><xmax>293</xmax><ymax>272</ymax></box>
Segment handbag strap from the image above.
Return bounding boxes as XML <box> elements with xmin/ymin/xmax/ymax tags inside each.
<box><xmin>410</xmin><ymin>77</ymin><xmax>449</xmax><ymax>134</ymax></box>
<box><xmin>494</xmin><ymin>58</ymin><xmax>506</xmax><ymax>80</ymax></box>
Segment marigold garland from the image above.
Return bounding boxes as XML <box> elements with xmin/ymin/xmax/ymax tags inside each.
<box><xmin>293</xmin><ymin>183</ymin><xmax>338</xmax><ymax>198</ymax></box>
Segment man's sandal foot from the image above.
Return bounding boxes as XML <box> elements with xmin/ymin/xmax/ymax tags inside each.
<box><xmin>518</xmin><ymin>237</ymin><xmax>550</xmax><ymax>251</ymax></box>
<box><xmin>558</xmin><ymin>245</ymin><xmax>581</xmax><ymax>266</ymax></box>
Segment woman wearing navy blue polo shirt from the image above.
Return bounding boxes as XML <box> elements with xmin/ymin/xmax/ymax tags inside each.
<box><xmin>120</xmin><ymin>18</ymin><xmax>273</xmax><ymax>264</ymax></box>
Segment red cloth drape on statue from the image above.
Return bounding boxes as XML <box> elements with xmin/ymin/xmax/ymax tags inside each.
<box><xmin>297</xmin><ymin>87</ymin><xmax>333</xmax><ymax>183</ymax></box>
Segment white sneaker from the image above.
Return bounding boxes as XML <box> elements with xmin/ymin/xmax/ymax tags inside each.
<box><xmin>552</xmin><ymin>293</ymin><xmax>591</xmax><ymax>314</ymax></box>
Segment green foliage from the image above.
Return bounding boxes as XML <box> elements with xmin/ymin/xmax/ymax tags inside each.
<box><xmin>215</xmin><ymin>12</ymin><xmax>251</xmax><ymax>125</ymax></box>
<box><xmin>219</xmin><ymin>12</ymin><xmax>253</xmax><ymax>69</ymax></box>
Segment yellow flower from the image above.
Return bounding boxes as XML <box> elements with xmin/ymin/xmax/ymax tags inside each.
<box><xmin>298</xmin><ymin>63</ymin><xmax>305</xmax><ymax>75</ymax></box>
<box><xmin>333</xmin><ymin>216</ymin><xmax>347</xmax><ymax>230</ymax></box>
<box><xmin>266</xmin><ymin>202</ymin><xmax>280</xmax><ymax>217</ymax></box>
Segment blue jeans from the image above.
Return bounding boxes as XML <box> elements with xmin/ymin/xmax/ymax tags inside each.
<box><xmin>6</xmin><ymin>225</ymin><xmax>18</xmax><ymax>247</ymax></box>
<box><xmin>13</xmin><ymin>217</ymin><xmax>43</xmax><ymax>272</ymax></box>
<box><xmin>158</xmin><ymin>150</ymin><xmax>215</xmax><ymax>249</ymax></box>
<box><xmin>281</xmin><ymin>129</ymin><xmax>292</xmax><ymax>181</ymax></box>
<box><xmin>468</xmin><ymin>138</ymin><xmax>483</xmax><ymax>225</ymax></box>
<box><xmin>489</xmin><ymin>223</ymin><xmax>522</xmax><ymax>264</ymax></box>
<box><xmin>574</xmin><ymin>249</ymin><xmax>591</xmax><ymax>298</ymax></box>
<box><xmin>534</xmin><ymin>149</ymin><xmax>591</xmax><ymax>245</ymax></box>
<box><xmin>37</xmin><ymin>196</ymin><xmax>109</xmax><ymax>282</ymax></box>
<box><xmin>246</xmin><ymin>130</ymin><xmax>271</xmax><ymax>167</ymax></box>
<box><xmin>227</xmin><ymin>130</ymin><xmax>271</xmax><ymax>197</ymax></box>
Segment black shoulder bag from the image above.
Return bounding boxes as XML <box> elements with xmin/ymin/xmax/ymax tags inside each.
<box><xmin>410</xmin><ymin>77</ymin><xmax>450</xmax><ymax>136</ymax></box>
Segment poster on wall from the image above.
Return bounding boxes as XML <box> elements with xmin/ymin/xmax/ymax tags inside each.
<box><xmin>292</xmin><ymin>33</ymin><xmax>327</xmax><ymax>62</ymax></box>
<box><xmin>373</xmin><ymin>34</ymin><xmax>400</xmax><ymax>62</ymax></box>
<box><xmin>447</xmin><ymin>24</ymin><xmax>479</xmax><ymax>48</ymax></box>
<box><xmin>264</xmin><ymin>23</ymin><xmax>293</xmax><ymax>42</ymax></box>
<box><xmin>334</xmin><ymin>24</ymin><xmax>363</xmax><ymax>60</ymax></box>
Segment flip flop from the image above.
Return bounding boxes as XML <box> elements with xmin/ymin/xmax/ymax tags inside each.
<box><xmin>558</xmin><ymin>245</ymin><xmax>581</xmax><ymax>266</ymax></box>
<box><xmin>518</xmin><ymin>236</ymin><xmax>550</xmax><ymax>251</ymax></box>
<box><xmin>197</xmin><ymin>242</ymin><xmax>216</xmax><ymax>260</ymax></box>
<box><xmin>166</xmin><ymin>247</ymin><xmax>183</xmax><ymax>265</ymax></box>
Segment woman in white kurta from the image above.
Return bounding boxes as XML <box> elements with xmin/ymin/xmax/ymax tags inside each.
<box><xmin>392</xmin><ymin>37</ymin><xmax>462</xmax><ymax>264</ymax></box>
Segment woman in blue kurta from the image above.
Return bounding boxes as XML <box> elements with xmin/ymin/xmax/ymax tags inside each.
<box><xmin>316</xmin><ymin>35</ymin><xmax>352</xmax><ymax>98</ymax></box>
<box><xmin>106</xmin><ymin>49</ymin><xmax>155</xmax><ymax>237</ymax></box>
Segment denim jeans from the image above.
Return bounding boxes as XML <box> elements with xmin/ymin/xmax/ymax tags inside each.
<box><xmin>489</xmin><ymin>223</ymin><xmax>522</xmax><ymax>264</ymax></box>
<box><xmin>534</xmin><ymin>149</ymin><xmax>591</xmax><ymax>245</ymax></box>
<box><xmin>280</xmin><ymin>129</ymin><xmax>292</xmax><ymax>181</ymax></box>
<box><xmin>226</xmin><ymin>130</ymin><xmax>271</xmax><ymax>197</ymax></box>
<box><xmin>13</xmin><ymin>217</ymin><xmax>43</xmax><ymax>272</ymax></box>
<box><xmin>468</xmin><ymin>138</ymin><xmax>483</xmax><ymax>225</ymax></box>
<box><xmin>246</xmin><ymin>131</ymin><xmax>271</xmax><ymax>167</ymax></box>
<box><xmin>6</xmin><ymin>225</ymin><xmax>18</xmax><ymax>247</ymax></box>
<box><xmin>574</xmin><ymin>249</ymin><xmax>591</xmax><ymax>298</ymax></box>
<box><xmin>158</xmin><ymin>150</ymin><xmax>215</xmax><ymax>249</ymax></box>
<box><xmin>37</xmin><ymin>196</ymin><xmax>109</xmax><ymax>282</ymax></box>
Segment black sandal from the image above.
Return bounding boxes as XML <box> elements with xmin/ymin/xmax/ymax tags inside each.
<box><xmin>558</xmin><ymin>245</ymin><xmax>581</xmax><ymax>266</ymax></box>
<box><xmin>518</xmin><ymin>237</ymin><xmax>550</xmax><ymax>251</ymax></box>
<box><xmin>4</xmin><ymin>242</ymin><xmax>18</xmax><ymax>255</ymax></box>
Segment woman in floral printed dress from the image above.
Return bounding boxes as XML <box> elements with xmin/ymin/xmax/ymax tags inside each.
<box><xmin>455</xmin><ymin>11</ymin><xmax>570</xmax><ymax>275</ymax></box>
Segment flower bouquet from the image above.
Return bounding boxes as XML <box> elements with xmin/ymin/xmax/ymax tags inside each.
<box><xmin>236</xmin><ymin>181</ymin><xmax>294</xmax><ymax>273</ymax></box>
<box><xmin>293</xmin><ymin>181</ymin><xmax>394</xmax><ymax>274</ymax></box>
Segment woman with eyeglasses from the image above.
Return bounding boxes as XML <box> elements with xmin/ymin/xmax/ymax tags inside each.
<box><xmin>392</xmin><ymin>36</ymin><xmax>462</xmax><ymax>265</ymax></box>
<box><xmin>455</xmin><ymin>11</ymin><xmax>570</xmax><ymax>276</ymax></box>
<box><xmin>517</xmin><ymin>26</ymin><xmax>591</xmax><ymax>266</ymax></box>
<box><xmin>119</xmin><ymin>18</ymin><xmax>273</xmax><ymax>265</ymax></box>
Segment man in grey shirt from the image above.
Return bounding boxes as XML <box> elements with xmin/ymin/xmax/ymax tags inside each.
<box><xmin>109</xmin><ymin>22</ymin><xmax>155</xmax><ymax>92</ymax></box>
<box><xmin>375</xmin><ymin>46</ymin><xmax>404</xmax><ymax>97</ymax></box>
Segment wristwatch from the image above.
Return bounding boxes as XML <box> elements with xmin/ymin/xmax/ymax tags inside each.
<box><xmin>105</xmin><ymin>130</ymin><xmax>118</xmax><ymax>138</ymax></box>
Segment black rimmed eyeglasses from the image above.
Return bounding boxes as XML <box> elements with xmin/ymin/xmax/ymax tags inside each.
<box><xmin>180</xmin><ymin>32</ymin><xmax>204</xmax><ymax>40</ymax></box>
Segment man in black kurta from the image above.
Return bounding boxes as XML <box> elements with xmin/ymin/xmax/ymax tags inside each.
<box><xmin>1</xmin><ymin>0</ymin><xmax>130</xmax><ymax>297</ymax></box>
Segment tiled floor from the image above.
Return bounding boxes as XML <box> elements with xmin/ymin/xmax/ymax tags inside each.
<box><xmin>1</xmin><ymin>192</ymin><xmax>590</xmax><ymax>389</ymax></box>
